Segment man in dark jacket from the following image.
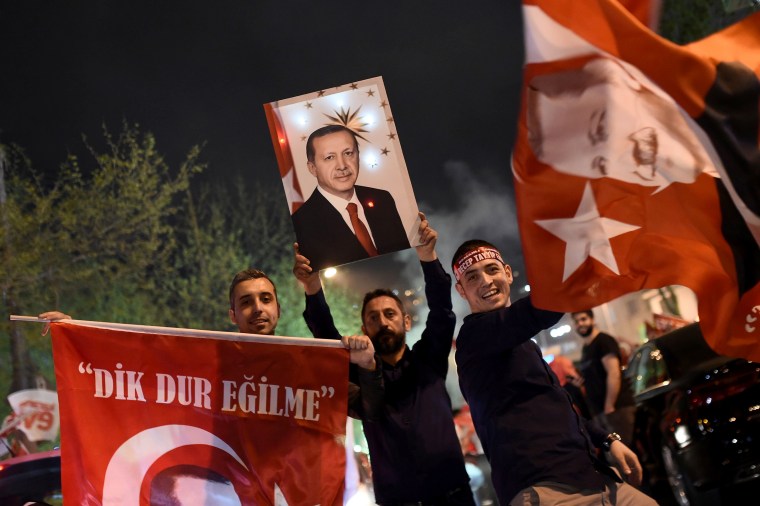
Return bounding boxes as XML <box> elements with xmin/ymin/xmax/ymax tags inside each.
<box><xmin>451</xmin><ymin>239</ymin><xmax>656</xmax><ymax>506</ymax></box>
<box><xmin>293</xmin><ymin>214</ymin><xmax>475</xmax><ymax>505</ymax></box>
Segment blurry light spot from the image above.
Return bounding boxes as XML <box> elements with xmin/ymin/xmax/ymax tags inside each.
<box><xmin>324</xmin><ymin>268</ymin><xmax>337</xmax><ymax>278</ymax></box>
<box><xmin>367</xmin><ymin>201</ymin><xmax>375</xmax><ymax>208</ymax></box>
<box><xmin>279</xmin><ymin>138</ymin><xmax>286</xmax><ymax>144</ymax></box>
<box><xmin>365</xmin><ymin>154</ymin><xmax>378</xmax><ymax>168</ymax></box>
<box><xmin>524</xmin><ymin>284</ymin><xmax>531</xmax><ymax>292</ymax></box>
<box><xmin>674</xmin><ymin>425</ymin><xmax>691</xmax><ymax>446</ymax></box>
<box><xmin>404</xmin><ymin>290</ymin><xmax>413</xmax><ymax>296</ymax></box>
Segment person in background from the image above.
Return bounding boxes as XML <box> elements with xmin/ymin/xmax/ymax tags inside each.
<box><xmin>571</xmin><ymin>309</ymin><xmax>637</xmax><ymax>450</ymax></box>
<box><xmin>548</xmin><ymin>354</ymin><xmax>592</xmax><ymax>420</ymax></box>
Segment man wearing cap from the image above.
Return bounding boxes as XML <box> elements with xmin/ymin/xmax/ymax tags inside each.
<box><xmin>451</xmin><ymin>239</ymin><xmax>656</xmax><ymax>506</ymax></box>
<box><xmin>291</xmin><ymin>124</ymin><xmax>411</xmax><ymax>271</ymax></box>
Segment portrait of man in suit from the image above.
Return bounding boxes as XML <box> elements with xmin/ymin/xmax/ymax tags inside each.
<box><xmin>291</xmin><ymin>124</ymin><xmax>411</xmax><ymax>271</ymax></box>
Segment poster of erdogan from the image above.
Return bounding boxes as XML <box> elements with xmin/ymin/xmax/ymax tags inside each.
<box><xmin>264</xmin><ymin>76</ymin><xmax>421</xmax><ymax>271</ymax></box>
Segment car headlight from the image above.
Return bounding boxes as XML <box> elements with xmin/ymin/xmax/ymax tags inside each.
<box><xmin>674</xmin><ymin>424</ymin><xmax>692</xmax><ymax>447</ymax></box>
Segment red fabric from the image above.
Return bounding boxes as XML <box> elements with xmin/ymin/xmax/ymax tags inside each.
<box><xmin>618</xmin><ymin>0</ymin><xmax>662</xmax><ymax>29</ymax></box>
<box><xmin>548</xmin><ymin>356</ymin><xmax>579</xmax><ymax>387</ymax></box>
<box><xmin>264</xmin><ymin>103</ymin><xmax>304</xmax><ymax>214</ymax></box>
<box><xmin>514</xmin><ymin>1</ymin><xmax>760</xmax><ymax>361</ymax></box>
<box><xmin>51</xmin><ymin>321</ymin><xmax>348</xmax><ymax>505</ymax></box>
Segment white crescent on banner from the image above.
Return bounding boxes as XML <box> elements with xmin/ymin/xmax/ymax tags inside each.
<box><xmin>101</xmin><ymin>424</ymin><xmax>247</xmax><ymax>505</ymax></box>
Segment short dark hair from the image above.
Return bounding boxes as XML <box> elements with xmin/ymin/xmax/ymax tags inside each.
<box><xmin>306</xmin><ymin>125</ymin><xmax>359</xmax><ymax>162</ymax></box>
<box><xmin>451</xmin><ymin>239</ymin><xmax>502</xmax><ymax>276</ymax></box>
<box><xmin>361</xmin><ymin>288</ymin><xmax>406</xmax><ymax>321</ymax></box>
<box><xmin>571</xmin><ymin>309</ymin><xmax>594</xmax><ymax>319</ymax></box>
<box><xmin>228</xmin><ymin>269</ymin><xmax>277</xmax><ymax>308</ymax></box>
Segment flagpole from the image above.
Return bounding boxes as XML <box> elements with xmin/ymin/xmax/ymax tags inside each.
<box><xmin>9</xmin><ymin>315</ymin><xmax>346</xmax><ymax>348</ymax></box>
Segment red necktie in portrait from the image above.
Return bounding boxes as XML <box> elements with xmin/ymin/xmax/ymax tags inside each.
<box><xmin>346</xmin><ymin>202</ymin><xmax>379</xmax><ymax>256</ymax></box>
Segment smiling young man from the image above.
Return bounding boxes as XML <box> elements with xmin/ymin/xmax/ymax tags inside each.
<box><xmin>293</xmin><ymin>214</ymin><xmax>475</xmax><ymax>506</ymax></box>
<box><xmin>227</xmin><ymin>269</ymin><xmax>281</xmax><ymax>335</ymax></box>
<box><xmin>451</xmin><ymin>240</ymin><xmax>656</xmax><ymax>506</ymax></box>
<box><xmin>290</xmin><ymin>125</ymin><xmax>410</xmax><ymax>271</ymax></box>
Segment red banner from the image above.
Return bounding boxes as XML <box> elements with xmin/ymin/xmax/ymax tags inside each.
<box><xmin>513</xmin><ymin>1</ymin><xmax>760</xmax><ymax>361</ymax></box>
<box><xmin>51</xmin><ymin>321</ymin><xmax>348</xmax><ymax>505</ymax></box>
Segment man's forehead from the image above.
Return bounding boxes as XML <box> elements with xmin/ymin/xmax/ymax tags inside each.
<box><xmin>234</xmin><ymin>278</ymin><xmax>276</xmax><ymax>297</ymax></box>
<box><xmin>454</xmin><ymin>246</ymin><xmax>505</xmax><ymax>281</ymax></box>
<box><xmin>365</xmin><ymin>295</ymin><xmax>403</xmax><ymax>312</ymax></box>
<box><xmin>465</xmin><ymin>259</ymin><xmax>503</xmax><ymax>274</ymax></box>
<box><xmin>314</xmin><ymin>130</ymin><xmax>355</xmax><ymax>149</ymax></box>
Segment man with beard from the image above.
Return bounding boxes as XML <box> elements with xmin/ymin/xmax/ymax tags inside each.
<box><xmin>571</xmin><ymin>309</ymin><xmax>636</xmax><ymax>450</ymax></box>
<box><xmin>293</xmin><ymin>212</ymin><xmax>475</xmax><ymax>506</ymax></box>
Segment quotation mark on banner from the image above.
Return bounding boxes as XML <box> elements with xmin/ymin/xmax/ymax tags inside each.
<box><xmin>321</xmin><ymin>386</ymin><xmax>335</xmax><ymax>398</ymax></box>
<box><xmin>78</xmin><ymin>362</ymin><xmax>93</xmax><ymax>374</ymax></box>
<box><xmin>746</xmin><ymin>306</ymin><xmax>760</xmax><ymax>333</ymax></box>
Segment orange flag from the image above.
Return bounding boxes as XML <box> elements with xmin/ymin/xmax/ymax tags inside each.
<box><xmin>513</xmin><ymin>0</ymin><xmax>760</xmax><ymax>360</ymax></box>
<box><xmin>52</xmin><ymin>321</ymin><xmax>348</xmax><ymax>505</ymax></box>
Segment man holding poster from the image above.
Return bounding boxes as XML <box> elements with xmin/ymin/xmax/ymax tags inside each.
<box><xmin>293</xmin><ymin>213</ymin><xmax>476</xmax><ymax>506</ymax></box>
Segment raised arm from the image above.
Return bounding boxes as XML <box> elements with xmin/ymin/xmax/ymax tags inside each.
<box><xmin>293</xmin><ymin>242</ymin><xmax>323</xmax><ymax>296</ymax></box>
<box><xmin>410</xmin><ymin>213</ymin><xmax>456</xmax><ymax>377</ymax></box>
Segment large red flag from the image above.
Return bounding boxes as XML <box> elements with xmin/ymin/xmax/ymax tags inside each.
<box><xmin>513</xmin><ymin>0</ymin><xmax>760</xmax><ymax>361</ymax></box>
<box><xmin>51</xmin><ymin>320</ymin><xmax>348</xmax><ymax>505</ymax></box>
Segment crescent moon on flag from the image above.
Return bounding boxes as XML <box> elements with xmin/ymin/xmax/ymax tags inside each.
<box><xmin>101</xmin><ymin>424</ymin><xmax>248</xmax><ymax>505</ymax></box>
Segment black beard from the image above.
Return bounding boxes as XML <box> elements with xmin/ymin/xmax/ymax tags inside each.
<box><xmin>372</xmin><ymin>328</ymin><xmax>405</xmax><ymax>356</ymax></box>
<box><xmin>576</xmin><ymin>325</ymin><xmax>593</xmax><ymax>338</ymax></box>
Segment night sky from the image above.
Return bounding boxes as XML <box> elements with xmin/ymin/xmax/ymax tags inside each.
<box><xmin>2</xmin><ymin>1</ymin><xmax>528</xmax><ymax>301</ymax></box>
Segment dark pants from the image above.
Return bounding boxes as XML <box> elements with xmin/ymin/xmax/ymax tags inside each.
<box><xmin>379</xmin><ymin>485</ymin><xmax>477</xmax><ymax>506</ymax></box>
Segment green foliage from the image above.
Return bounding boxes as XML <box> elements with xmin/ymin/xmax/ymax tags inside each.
<box><xmin>1</xmin><ymin>122</ymin><xmax>365</xmax><ymax>427</ymax></box>
<box><xmin>659</xmin><ymin>0</ymin><xmax>756</xmax><ymax>43</ymax></box>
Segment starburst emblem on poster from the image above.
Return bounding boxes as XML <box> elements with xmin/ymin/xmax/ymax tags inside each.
<box><xmin>323</xmin><ymin>106</ymin><xmax>370</xmax><ymax>142</ymax></box>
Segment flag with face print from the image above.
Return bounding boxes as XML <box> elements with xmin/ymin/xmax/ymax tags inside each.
<box><xmin>513</xmin><ymin>0</ymin><xmax>760</xmax><ymax>361</ymax></box>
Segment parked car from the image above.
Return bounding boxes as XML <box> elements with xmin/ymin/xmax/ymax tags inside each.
<box><xmin>0</xmin><ymin>449</ymin><xmax>61</xmax><ymax>505</ymax></box>
<box><xmin>626</xmin><ymin>323</ymin><xmax>760</xmax><ymax>506</ymax></box>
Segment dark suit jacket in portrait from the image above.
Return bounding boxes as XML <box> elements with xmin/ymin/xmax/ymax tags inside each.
<box><xmin>291</xmin><ymin>185</ymin><xmax>411</xmax><ymax>270</ymax></box>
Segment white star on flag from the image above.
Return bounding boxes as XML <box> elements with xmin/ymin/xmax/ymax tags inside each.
<box><xmin>535</xmin><ymin>182</ymin><xmax>640</xmax><ymax>282</ymax></box>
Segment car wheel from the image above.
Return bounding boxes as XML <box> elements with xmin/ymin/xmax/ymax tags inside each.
<box><xmin>661</xmin><ymin>445</ymin><xmax>720</xmax><ymax>506</ymax></box>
